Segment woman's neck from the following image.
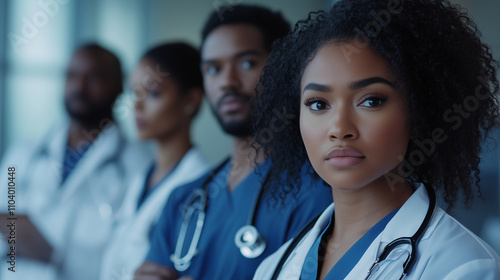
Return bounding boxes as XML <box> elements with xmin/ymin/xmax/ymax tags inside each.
<box><xmin>148</xmin><ymin>131</ymin><xmax>192</xmax><ymax>190</ymax></box>
<box><xmin>318</xmin><ymin>178</ymin><xmax>413</xmax><ymax>279</ymax></box>
<box><xmin>332</xmin><ymin>179</ymin><xmax>412</xmax><ymax>236</ymax></box>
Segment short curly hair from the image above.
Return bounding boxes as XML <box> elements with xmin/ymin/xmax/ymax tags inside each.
<box><xmin>252</xmin><ymin>0</ymin><xmax>500</xmax><ymax>209</ymax></box>
<box><xmin>201</xmin><ymin>4</ymin><xmax>290</xmax><ymax>53</ymax></box>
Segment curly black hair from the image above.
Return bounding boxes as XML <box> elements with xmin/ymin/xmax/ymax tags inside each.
<box><xmin>201</xmin><ymin>4</ymin><xmax>290</xmax><ymax>52</ymax></box>
<box><xmin>252</xmin><ymin>0</ymin><xmax>500</xmax><ymax>209</ymax></box>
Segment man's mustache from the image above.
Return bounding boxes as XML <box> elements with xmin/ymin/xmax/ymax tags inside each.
<box><xmin>215</xmin><ymin>91</ymin><xmax>252</xmax><ymax>109</ymax></box>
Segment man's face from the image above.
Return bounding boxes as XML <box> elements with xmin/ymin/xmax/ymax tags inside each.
<box><xmin>201</xmin><ymin>24</ymin><xmax>268</xmax><ymax>137</ymax></box>
<box><xmin>64</xmin><ymin>50</ymin><xmax>121</xmax><ymax>125</ymax></box>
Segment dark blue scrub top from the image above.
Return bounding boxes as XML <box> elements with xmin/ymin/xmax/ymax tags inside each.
<box><xmin>137</xmin><ymin>162</ymin><xmax>180</xmax><ymax>210</ymax></box>
<box><xmin>61</xmin><ymin>144</ymin><xmax>90</xmax><ymax>184</ymax></box>
<box><xmin>300</xmin><ymin>208</ymin><xmax>399</xmax><ymax>280</ymax></box>
<box><xmin>147</xmin><ymin>159</ymin><xmax>333</xmax><ymax>280</ymax></box>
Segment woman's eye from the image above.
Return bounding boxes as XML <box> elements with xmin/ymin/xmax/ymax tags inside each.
<box><xmin>242</xmin><ymin>60</ymin><xmax>255</xmax><ymax>70</ymax></box>
<box><xmin>305</xmin><ymin>99</ymin><xmax>329</xmax><ymax>111</ymax></box>
<box><xmin>359</xmin><ymin>96</ymin><xmax>387</xmax><ymax>108</ymax></box>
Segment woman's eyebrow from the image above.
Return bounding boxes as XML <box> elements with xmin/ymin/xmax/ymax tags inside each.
<box><xmin>350</xmin><ymin>77</ymin><xmax>394</xmax><ymax>90</ymax></box>
<box><xmin>302</xmin><ymin>77</ymin><xmax>394</xmax><ymax>95</ymax></box>
<box><xmin>302</xmin><ymin>83</ymin><xmax>331</xmax><ymax>94</ymax></box>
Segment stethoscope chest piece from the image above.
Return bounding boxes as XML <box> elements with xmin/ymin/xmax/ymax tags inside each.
<box><xmin>234</xmin><ymin>225</ymin><xmax>266</xmax><ymax>258</ymax></box>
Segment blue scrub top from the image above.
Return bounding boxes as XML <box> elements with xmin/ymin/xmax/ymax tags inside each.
<box><xmin>147</xmin><ymin>159</ymin><xmax>333</xmax><ymax>280</ymax></box>
<box><xmin>61</xmin><ymin>144</ymin><xmax>90</xmax><ymax>184</ymax></box>
<box><xmin>300</xmin><ymin>208</ymin><xmax>400</xmax><ymax>280</ymax></box>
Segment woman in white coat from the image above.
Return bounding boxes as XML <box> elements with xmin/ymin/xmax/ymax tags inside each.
<box><xmin>100</xmin><ymin>42</ymin><xmax>210</xmax><ymax>280</ymax></box>
<box><xmin>251</xmin><ymin>0</ymin><xmax>500</xmax><ymax>279</ymax></box>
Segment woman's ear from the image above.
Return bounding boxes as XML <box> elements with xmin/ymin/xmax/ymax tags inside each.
<box><xmin>184</xmin><ymin>87</ymin><xmax>204</xmax><ymax>117</ymax></box>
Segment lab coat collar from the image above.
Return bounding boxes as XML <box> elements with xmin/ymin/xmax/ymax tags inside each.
<box><xmin>59</xmin><ymin>122</ymin><xmax>124</xmax><ymax>199</ymax></box>
<box><xmin>44</xmin><ymin>122</ymin><xmax>70</xmax><ymax>175</ymax></box>
<box><xmin>310</xmin><ymin>184</ymin><xmax>432</xmax><ymax>248</ymax></box>
<box><xmin>275</xmin><ymin>203</ymin><xmax>335</xmax><ymax>279</ymax></box>
<box><xmin>262</xmin><ymin>184</ymin><xmax>441</xmax><ymax>280</ymax></box>
<box><xmin>346</xmin><ymin>184</ymin><xmax>440</xmax><ymax>279</ymax></box>
<box><xmin>133</xmin><ymin>147</ymin><xmax>207</xmax><ymax>216</ymax></box>
<box><xmin>379</xmin><ymin>184</ymin><xmax>430</xmax><ymax>243</ymax></box>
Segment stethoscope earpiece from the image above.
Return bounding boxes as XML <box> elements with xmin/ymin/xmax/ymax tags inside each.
<box><xmin>235</xmin><ymin>225</ymin><xmax>266</xmax><ymax>259</ymax></box>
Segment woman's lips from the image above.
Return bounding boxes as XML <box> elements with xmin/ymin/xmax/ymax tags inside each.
<box><xmin>325</xmin><ymin>148</ymin><xmax>365</xmax><ymax>168</ymax></box>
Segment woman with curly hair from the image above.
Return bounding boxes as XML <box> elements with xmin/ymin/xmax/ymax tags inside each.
<box><xmin>252</xmin><ymin>0</ymin><xmax>500</xmax><ymax>279</ymax></box>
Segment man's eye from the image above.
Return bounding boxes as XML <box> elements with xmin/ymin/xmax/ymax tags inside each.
<box><xmin>206</xmin><ymin>65</ymin><xmax>219</xmax><ymax>75</ymax></box>
<box><xmin>242</xmin><ymin>60</ymin><xmax>255</xmax><ymax>70</ymax></box>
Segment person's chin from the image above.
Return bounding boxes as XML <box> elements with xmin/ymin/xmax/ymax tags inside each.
<box><xmin>221</xmin><ymin>105</ymin><xmax>252</xmax><ymax>119</ymax></box>
<box><xmin>67</xmin><ymin>111</ymin><xmax>93</xmax><ymax>122</ymax></box>
<box><xmin>221</xmin><ymin>113</ymin><xmax>248</xmax><ymax>123</ymax></box>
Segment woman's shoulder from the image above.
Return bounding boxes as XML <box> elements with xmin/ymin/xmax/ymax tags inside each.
<box><xmin>417</xmin><ymin>208</ymin><xmax>500</xmax><ymax>279</ymax></box>
<box><xmin>428</xmin><ymin>208</ymin><xmax>499</xmax><ymax>259</ymax></box>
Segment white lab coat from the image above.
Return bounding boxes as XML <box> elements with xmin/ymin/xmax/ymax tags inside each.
<box><xmin>0</xmin><ymin>122</ymin><xmax>152</xmax><ymax>280</ymax></box>
<box><xmin>100</xmin><ymin>147</ymin><xmax>210</xmax><ymax>280</ymax></box>
<box><xmin>254</xmin><ymin>185</ymin><xmax>500</xmax><ymax>280</ymax></box>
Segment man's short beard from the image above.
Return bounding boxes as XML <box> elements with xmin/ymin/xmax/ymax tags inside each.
<box><xmin>217</xmin><ymin>117</ymin><xmax>253</xmax><ymax>138</ymax></box>
<box><xmin>64</xmin><ymin>96</ymin><xmax>114</xmax><ymax>126</ymax></box>
<box><xmin>211</xmin><ymin>90</ymin><xmax>254</xmax><ymax>137</ymax></box>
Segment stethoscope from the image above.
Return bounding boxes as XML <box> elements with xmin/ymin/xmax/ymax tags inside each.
<box><xmin>170</xmin><ymin>158</ymin><xmax>268</xmax><ymax>272</ymax></box>
<box><xmin>271</xmin><ymin>183</ymin><xmax>436</xmax><ymax>280</ymax></box>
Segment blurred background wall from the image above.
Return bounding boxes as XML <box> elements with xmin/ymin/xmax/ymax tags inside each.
<box><xmin>0</xmin><ymin>0</ymin><xmax>331</xmax><ymax>165</ymax></box>
<box><xmin>0</xmin><ymin>0</ymin><xmax>498</xmax><ymax>251</ymax></box>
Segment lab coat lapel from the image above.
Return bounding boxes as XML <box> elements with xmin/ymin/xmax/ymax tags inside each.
<box><xmin>344</xmin><ymin>184</ymin><xmax>432</xmax><ymax>280</ymax></box>
<box><xmin>59</xmin><ymin>124</ymin><xmax>122</xmax><ymax>201</ymax></box>
<box><xmin>26</xmin><ymin>124</ymin><xmax>69</xmax><ymax>213</ymax></box>
<box><xmin>43</xmin><ymin>123</ymin><xmax>70</xmax><ymax>189</ymax></box>
<box><xmin>378</xmin><ymin>184</ymin><xmax>430</xmax><ymax>243</ymax></box>
<box><xmin>115</xmin><ymin>169</ymin><xmax>148</xmax><ymax>222</ymax></box>
<box><xmin>277</xmin><ymin>203</ymin><xmax>335</xmax><ymax>280</ymax></box>
<box><xmin>132</xmin><ymin>149</ymin><xmax>206</xmax><ymax>238</ymax></box>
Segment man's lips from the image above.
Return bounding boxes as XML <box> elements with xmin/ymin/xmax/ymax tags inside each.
<box><xmin>325</xmin><ymin>148</ymin><xmax>365</xmax><ymax>168</ymax></box>
<box><xmin>218</xmin><ymin>95</ymin><xmax>250</xmax><ymax>114</ymax></box>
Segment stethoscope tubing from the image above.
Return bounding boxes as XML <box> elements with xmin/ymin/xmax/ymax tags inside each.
<box><xmin>170</xmin><ymin>157</ymin><xmax>270</xmax><ymax>270</ymax></box>
<box><xmin>271</xmin><ymin>183</ymin><xmax>436</xmax><ymax>280</ymax></box>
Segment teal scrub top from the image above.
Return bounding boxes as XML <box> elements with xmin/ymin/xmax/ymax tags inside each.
<box><xmin>147</xmin><ymin>159</ymin><xmax>333</xmax><ymax>280</ymax></box>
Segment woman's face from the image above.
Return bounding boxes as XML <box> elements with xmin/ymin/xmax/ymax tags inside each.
<box><xmin>300</xmin><ymin>42</ymin><xmax>410</xmax><ymax>190</ymax></box>
<box><xmin>132</xmin><ymin>58</ymin><xmax>194</xmax><ymax>141</ymax></box>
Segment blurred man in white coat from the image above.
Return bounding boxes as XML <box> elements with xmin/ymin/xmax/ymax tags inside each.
<box><xmin>0</xmin><ymin>43</ymin><xmax>151</xmax><ymax>280</ymax></box>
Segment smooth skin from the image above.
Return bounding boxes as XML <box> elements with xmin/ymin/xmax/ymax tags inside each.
<box><xmin>299</xmin><ymin>42</ymin><xmax>414</xmax><ymax>279</ymax></box>
<box><xmin>132</xmin><ymin>58</ymin><xmax>203</xmax><ymax>191</ymax></box>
